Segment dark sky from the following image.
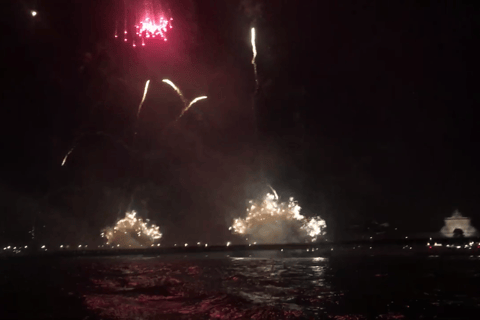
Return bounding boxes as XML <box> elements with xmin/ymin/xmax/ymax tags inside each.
<box><xmin>0</xmin><ymin>0</ymin><xmax>478</xmax><ymax>243</ymax></box>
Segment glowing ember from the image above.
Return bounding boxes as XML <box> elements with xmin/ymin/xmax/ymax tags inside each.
<box><xmin>102</xmin><ymin>211</ymin><xmax>162</xmax><ymax>248</ymax></box>
<box><xmin>231</xmin><ymin>188</ymin><xmax>326</xmax><ymax>244</ymax></box>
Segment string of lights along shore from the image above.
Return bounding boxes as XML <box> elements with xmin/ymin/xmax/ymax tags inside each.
<box><xmin>115</xmin><ymin>0</ymin><xmax>173</xmax><ymax>47</ymax></box>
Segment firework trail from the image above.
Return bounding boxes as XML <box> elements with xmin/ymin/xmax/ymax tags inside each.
<box><xmin>267</xmin><ymin>184</ymin><xmax>278</xmax><ymax>199</ymax></box>
<box><xmin>162</xmin><ymin>79</ymin><xmax>187</xmax><ymax>105</ymax></box>
<box><xmin>176</xmin><ymin>96</ymin><xmax>207</xmax><ymax>121</ymax></box>
<box><xmin>251</xmin><ymin>28</ymin><xmax>259</xmax><ymax>91</ymax></box>
<box><xmin>61</xmin><ymin>147</ymin><xmax>75</xmax><ymax>166</ymax></box>
<box><xmin>162</xmin><ymin>79</ymin><xmax>207</xmax><ymax>121</ymax></box>
<box><xmin>250</xmin><ymin>27</ymin><xmax>263</xmax><ymax>180</ymax></box>
<box><xmin>136</xmin><ymin>80</ymin><xmax>150</xmax><ymax>119</ymax></box>
<box><xmin>60</xmin><ymin>132</ymin><xmax>134</xmax><ymax>167</ymax></box>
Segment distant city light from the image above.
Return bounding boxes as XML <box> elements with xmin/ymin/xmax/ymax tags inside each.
<box><xmin>185</xmin><ymin>243</ymin><xmax>188</xmax><ymax>247</ymax></box>
<box><xmin>31</xmin><ymin>11</ymin><xmax>37</xmax><ymax>17</ymax></box>
<box><xmin>226</xmin><ymin>242</ymin><xmax>231</xmax><ymax>247</ymax></box>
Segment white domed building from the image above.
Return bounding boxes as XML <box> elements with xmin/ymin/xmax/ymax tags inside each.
<box><xmin>440</xmin><ymin>210</ymin><xmax>477</xmax><ymax>238</ymax></box>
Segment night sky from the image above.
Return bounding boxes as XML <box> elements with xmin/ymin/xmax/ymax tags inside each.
<box><xmin>0</xmin><ymin>0</ymin><xmax>478</xmax><ymax>244</ymax></box>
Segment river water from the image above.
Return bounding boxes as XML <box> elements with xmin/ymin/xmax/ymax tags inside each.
<box><xmin>2</xmin><ymin>253</ymin><xmax>480</xmax><ymax>319</ymax></box>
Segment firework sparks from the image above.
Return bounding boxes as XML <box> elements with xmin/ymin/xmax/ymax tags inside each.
<box><xmin>136</xmin><ymin>80</ymin><xmax>150</xmax><ymax>118</ymax></box>
<box><xmin>162</xmin><ymin>79</ymin><xmax>187</xmax><ymax>105</ymax></box>
<box><xmin>61</xmin><ymin>147</ymin><xmax>75</xmax><ymax>166</ymax></box>
<box><xmin>162</xmin><ymin>79</ymin><xmax>207</xmax><ymax>121</ymax></box>
<box><xmin>116</xmin><ymin>0</ymin><xmax>173</xmax><ymax>47</ymax></box>
<box><xmin>177</xmin><ymin>96</ymin><xmax>207</xmax><ymax>121</ymax></box>
<box><xmin>60</xmin><ymin>132</ymin><xmax>133</xmax><ymax>167</ymax></box>
<box><xmin>251</xmin><ymin>28</ymin><xmax>258</xmax><ymax>90</ymax></box>
<box><xmin>102</xmin><ymin>211</ymin><xmax>162</xmax><ymax>248</ymax></box>
<box><xmin>135</xmin><ymin>17</ymin><xmax>173</xmax><ymax>42</ymax></box>
<box><xmin>231</xmin><ymin>188</ymin><xmax>326</xmax><ymax>244</ymax></box>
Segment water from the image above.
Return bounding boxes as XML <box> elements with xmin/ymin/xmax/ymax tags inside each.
<box><xmin>1</xmin><ymin>253</ymin><xmax>480</xmax><ymax>319</ymax></box>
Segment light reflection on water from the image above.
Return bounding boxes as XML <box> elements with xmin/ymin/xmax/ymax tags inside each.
<box><xmin>2</xmin><ymin>254</ymin><xmax>480</xmax><ymax>319</ymax></box>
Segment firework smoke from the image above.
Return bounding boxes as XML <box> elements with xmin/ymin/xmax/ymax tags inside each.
<box><xmin>231</xmin><ymin>189</ymin><xmax>326</xmax><ymax>244</ymax></box>
<box><xmin>240</xmin><ymin>0</ymin><xmax>263</xmax><ymax>21</ymax></box>
<box><xmin>102</xmin><ymin>211</ymin><xmax>162</xmax><ymax>248</ymax></box>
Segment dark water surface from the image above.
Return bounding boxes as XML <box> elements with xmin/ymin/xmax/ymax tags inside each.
<box><xmin>2</xmin><ymin>253</ymin><xmax>480</xmax><ymax>319</ymax></box>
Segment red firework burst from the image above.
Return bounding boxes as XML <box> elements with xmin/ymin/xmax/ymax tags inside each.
<box><xmin>115</xmin><ymin>0</ymin><xmax>173</xmax><ymax>48</ymax></box>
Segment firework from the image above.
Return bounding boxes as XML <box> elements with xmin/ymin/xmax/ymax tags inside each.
<box><xmin>60</xmin><ymin>132</ymin><xmax>134</xmax><ymax>167</ymax></box>
<box><xmin>61</xmin><ymin>147</ymin><xmax>75</xmax><ymax>166</ymax></box>
<box><xmin>102</xmin><ymin>211</ymin><xmax>162</xmax><ymax>248</ymax></box>
<box><xmin>251</xmin><ymin>28</ymin><xmax>258</xmax><ymax>90</ymax></box>
<box><xmin>116</xmin><ymin>0</ymin><xmax>173</xmax><ymax>47</ymax></box>
<box><xmin>162</xmin><ymin>79</ymin><xmax>207</xmax><ymax>121</ymax></box>
<box><xmin>162</xmin><ymin>79</ymin><xmax>187</xmax><ymax>105</ymax></box>
<box><xmin>176</xmin><ymin>96</ymin><xmax>207</xmax><ymax>121</ymax></box>
<box><xmin>136</xmin><ymin>80</ymin><xmax>150</xmax><ymax>119</ymax></box>
<box><xmin>231</xmin><ymin>188</ymin><xmax>326</xmax><ymax>244</ymax></box>
<box><xmin>135</xmin><ymin>16</ymin><xmax>173</xmax><ymax>43</ymax></box>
